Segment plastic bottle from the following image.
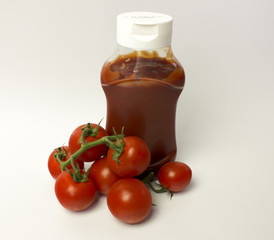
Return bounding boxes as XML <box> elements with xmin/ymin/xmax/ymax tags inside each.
<box><xmin>101</xmin><ymin>12</ymin><xmax>185</xmax><ymax>172</ymax></box>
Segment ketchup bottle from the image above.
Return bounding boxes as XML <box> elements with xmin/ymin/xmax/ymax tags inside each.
<box><xmin>101</xmin><ymin>12</ymin><xmax>185</xmax><ymax>172</ymax></box>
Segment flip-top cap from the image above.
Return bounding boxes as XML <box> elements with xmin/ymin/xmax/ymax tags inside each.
<box><xmin>117</xmin><ymin>12</ymin><xmax>173</xmax><ymax>49</ymax></box>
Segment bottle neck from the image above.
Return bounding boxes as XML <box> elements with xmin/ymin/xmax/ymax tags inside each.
<box><xmin>115</xmin><ymin>44</ymin><xmax>174</xmax><ymax>59</ymax></box>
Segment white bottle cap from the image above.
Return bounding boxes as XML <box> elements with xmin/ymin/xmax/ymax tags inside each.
<box><xmin>117</xmin><ymin>12</ymin><xmax>173</xmax><ymax>50</ymax></box>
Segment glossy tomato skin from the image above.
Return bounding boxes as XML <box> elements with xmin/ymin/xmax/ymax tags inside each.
<box><xmin>88</xmin><ymin>156</ymin><xmax>121</xmax><ymax>195</ymax></box>
<box><xmin>55</xmin><ymin>170</ymin><xmax>97</xmax><ymax>211</ymax></box>
<box><xmin>158</xmin><ymin>161</ymin><xmax>192</xmax><ymax>192</ymax></box>
<box><xmin>69</xmin><ymin>124</ymin><xmax>108</xmax><ymax>162</ymax></box>
<box><xmin>107</xmin><ymin>178</ymin><xmax>152</xmax><ymax>224</ymax></box>
<box><xmin>107</xmin><ymin>136</ymin><xmax>150</xmax><ymax>177</ymax></box>
<box><xmin>48</xmin><ymin>146</ymin><xmax>84</xmax><ymax>180</ymax></box>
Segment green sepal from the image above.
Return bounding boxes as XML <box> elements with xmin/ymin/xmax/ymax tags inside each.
<box><xmin>80</xmin><ymin>119</ymin><xmax>103</xmax><ymax>144</ymax></box>
<box><xmin>53</xmin><ymin>146</ymin><xmax>67</xmax><ymax>162</ymax></box>
<box><xmin>111</xmin><ymin>127</ymin><xmax>124</xmax><ymax>167</ymax></box>
<box><xmin>65</xmin><ymin>164</ymin><xmax>89</xmax><ymax>183</ymax></box>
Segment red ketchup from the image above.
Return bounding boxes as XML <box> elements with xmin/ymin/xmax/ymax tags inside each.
<box><xmin>101</xmin><ymin>12</ymin><xmax>185</xmax><ymax>172</ymax></box>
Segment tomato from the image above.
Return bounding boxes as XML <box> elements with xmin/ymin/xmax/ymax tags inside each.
<box><xmin>69</xmin><ymin>123</ymin><xmax>108</xmax><ymax>162</ymax></box>
<box><xmin>55</xmin><ymin>170</ymin><xmax>97</xmax><ymax>211</ymax></box>
<box><xmin>107</xmin><ymin>178</ymin><xmax>152</xmax><ymax>224</ymax></box>
<box><xmin>158</xmin><ymin>161</ymin><xmax>192</xmax><ymax>192</ymax></box>
<box><xmin>88</xmin><ymin>156</ymin><xmax>121</xmax><ymax>195</ymax></box>
<box><xmin>48</xmin><ymin>146</ymin><xmax>84</xmax><ymax>180</ymax></box>
<box><xmin>107</xmin><ymin>136</ymin><xmax>150</xmax><ymax>177</ymax></box>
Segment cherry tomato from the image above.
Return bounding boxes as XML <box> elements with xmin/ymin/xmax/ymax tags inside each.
<box><xmin>158</xmin><ymin>161</ymin><xmax>192</xmax><ymax>192</ymax></box>
<box><xmin>48</xmin><ymin>146</ymin><xmax>84</xmax><ymax>180</ymax></box>
<box><xmin>88</xmin><ymin>157</ymin><xmax>121</xmax><ymax>195</ymax></box>
<box><xmin>55</xmin><ymin>170</ymin><xmax>97</xmax><ymax>211</ymax></box>
<box><xmin>69</xmin><ymin>123</ymin><xmax>108</xmax><ymax>162</ymax></box>
<box><xmin>107</xmin><ymin>136</ymin><xmax>150</xmax><ymax>177</ymax></box>
<box><xmin>107</xmin><ymin>178</ymin><xmax>152</xmax><ymax>224</ymax></box>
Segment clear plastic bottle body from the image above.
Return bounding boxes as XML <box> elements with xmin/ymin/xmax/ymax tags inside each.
<box><xmin>101</xmin><ymin>45</ymin><xmax>185</xmax><ymax>172</ymax></box>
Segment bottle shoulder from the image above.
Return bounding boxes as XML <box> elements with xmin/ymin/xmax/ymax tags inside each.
<box><xmin>101</xmin><ymin>50</ymin><xmax>185</xmax><ymax>88</ymax></box>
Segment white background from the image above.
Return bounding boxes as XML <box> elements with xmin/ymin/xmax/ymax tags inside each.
<box><xmin>1</xmin><ymin>0</ymin><xmax>274</xmax><ymax>239</ymax></box>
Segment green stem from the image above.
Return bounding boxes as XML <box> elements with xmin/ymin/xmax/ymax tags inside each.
<box><xmin>60</xmin><ymin>135</ymin><xmax>123</xmax><ymax>171</ymax></box>
<box><xmin>141</xmin><ymin>171</ymin><xmax>174</xmax><ymax>198</ymax></box>
<box><xmin>142</xmin><ymin>171</ymin><xmax>155</xmax><ymax>184</ymax></box>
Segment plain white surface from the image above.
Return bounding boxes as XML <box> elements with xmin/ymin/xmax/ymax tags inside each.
<box><xmin>1</xmin><ymin>0</ymin><xmax>274</xmax><ymax>239</ymax></box>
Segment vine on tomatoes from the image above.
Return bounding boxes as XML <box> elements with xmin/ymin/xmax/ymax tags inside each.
<box><xmin>69</xmin><ymin>122</ymin><xmax>108</xmax><ymax>162</ymax></box>
<box><xmin>48</xmin><ymin>146</ymin><xmax>84</xmax><ymax>180</ymax></box>
<box><xmin>48</xmin><ymin>121</ymin><xmax>193</xmax><ymax>224</ymax></box>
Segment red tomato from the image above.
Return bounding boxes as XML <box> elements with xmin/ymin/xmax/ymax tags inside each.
<box><xmin>107</xmin><ymin>178</ymin><xmax>152</xmax><ymax>224</ymax></box>
<box><xmin>48</xmin><ymin>146</ymin><xmax>84</xmax><ymax>180</ymax></box>
<box><xmin>107</xmin><ymin>136</ymin><xmax>150</xmax><ymax>177</ymax></box>
<box><xmin>158</xmin><ymin>161</ymin><xmax>192</xmax><ymax>192</ymax></box>
<box><xmin>88</xmin><ymin>157</ymin><xmax>121</xmax><ymax>195</ymax></box>
<box><xmin>69</xmin><ymin>123</ymin><xmax>108</xmax><ymax>162</ymax></box>
<box><xmin>55</xmin><ymin>170</ymin><xmax>97</xmax><ymax>211</ymax></box>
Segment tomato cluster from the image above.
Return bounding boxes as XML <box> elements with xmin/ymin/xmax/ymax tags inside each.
<box><xmin>48</xmin><ymin>122</ymin><xmax>192</xmax><ymax>224</ymax></box>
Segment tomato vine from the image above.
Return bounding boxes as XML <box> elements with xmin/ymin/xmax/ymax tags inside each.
<box><xmin>54</xmin><ymin>122</ymin><xmax>124</xmax><ymax>182</ymax></box>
